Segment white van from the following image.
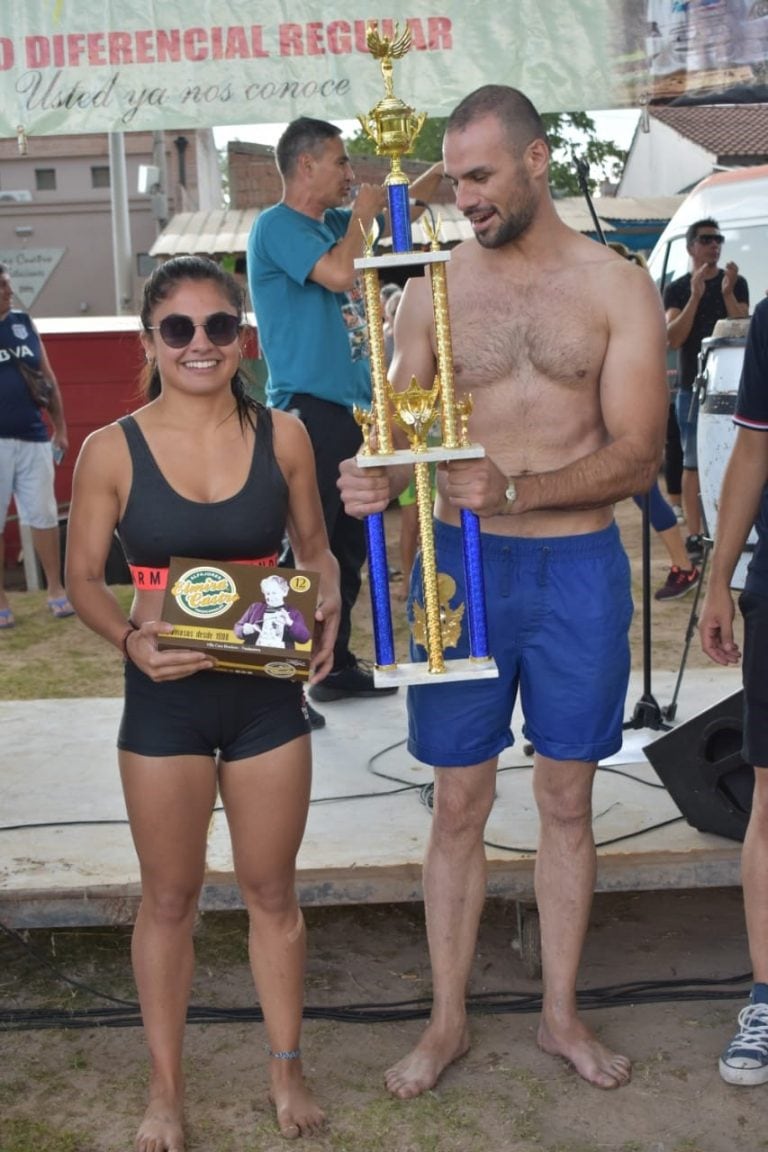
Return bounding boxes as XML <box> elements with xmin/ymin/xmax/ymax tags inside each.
<box><xmin>647</xmin><ymin>164</ymin><xmax>768</xmax><ymax>302</ymax></box>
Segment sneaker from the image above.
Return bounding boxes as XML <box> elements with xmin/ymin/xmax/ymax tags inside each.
<box><xmin>308</xmin><ymin>657</ymin><xmax>398</xmax><ymax>702</ymax></box>
<box><xmin>719</xmin><ymin>1001</ymin><xmax>768</xmax><ymax>1086</ymax></box>
<box><xmin>671</xmin><ymin>504</ymin><xmax>685</xmax><ymax>524</ymax></box>
<box><xmin>686</xmin><ymin>534</ymin><xmax>705</xmax><ymax>564</ymax></box>
<box><xmin>304</xmin><ymin>696</ymin><xmax>326</xmax><ymax>730</ymax></box>
<box><xmin>654</xmin><ymin>565</ymin><xmax>700</xmax><ymax>601</ymax></box>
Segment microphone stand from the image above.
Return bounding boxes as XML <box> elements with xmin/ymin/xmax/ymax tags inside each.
<box><xmin>574</xmin><ymin>157</ymin><xmax>670</xmax><ymax>733</ymax></box>
<box><xmin>624</xmin><ymin>491</ymin><xmax>671</xmax><ymax>731</ymax></box>
<box><xmin>574</xmin><ymin>157</ymin><xmax>607</xmax><ymax>244</ymax></box>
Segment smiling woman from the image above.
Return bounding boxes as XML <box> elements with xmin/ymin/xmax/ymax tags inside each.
<box><xmin>62</xmin><ymin>254</ymin><xmax>341</xmax><ymax>1147</ymax></box>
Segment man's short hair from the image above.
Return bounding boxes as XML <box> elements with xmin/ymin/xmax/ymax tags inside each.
<box><xmin>276</xmin><ymin>117</ymin><xmax>342</xmax><ymax>179</ymax></box>
<box><xmin>446</xmin><ymin>85</ymin><xmax>547</xmax><ymax>154</ymax></box>
<box><xmin>0</xmin><ymin>263</ymin><xmax>7</xmax><ymax>275</ymax></box>
<box><xmin>686</xmin><ymin>217</ymin><xmax>720</xmax><ymax>247</ymax></box>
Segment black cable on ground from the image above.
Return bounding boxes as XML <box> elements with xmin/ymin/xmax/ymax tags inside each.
<box><xmin>0</xmin><ymin>980</ymin><xmax>754</xmax><ymax>1033</ymax></box>
<box><xmin>0</xmin><ymin>920</ymin><xmax>753</xmax><ymax>1034</ymax></box>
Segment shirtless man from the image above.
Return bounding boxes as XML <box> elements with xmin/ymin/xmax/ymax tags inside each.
<box><xmin>338</xmin><ymin>86</ymin><xmax>668</xmax><ymax>1095</ymax></box>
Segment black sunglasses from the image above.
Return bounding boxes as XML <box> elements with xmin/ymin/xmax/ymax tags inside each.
<box><xmin>696</xmin><ymin>234</ymin><xmax>724</xmax><ymax>245</ymax></box>
<box><xmin>148</xmin><ymin>312</ymin><xmax>241</xmax><ymax>348</ymax></box>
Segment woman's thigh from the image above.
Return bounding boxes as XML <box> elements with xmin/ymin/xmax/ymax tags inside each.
<box><xmin>119</xmin><ymin>750</ymin><xmax>217</xmax><ymax>894</ymax></box>
<box><xmin>219</xmin><ymin>736</ymin><xmax>312</xmax><ymax>892</ymax></box>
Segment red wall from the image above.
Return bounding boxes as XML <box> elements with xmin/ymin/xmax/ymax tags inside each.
<box><xmin>4</xmin><ymin>325</ymin><xmax>143</xmax><ymax>568</ymax></box>
<box><xmin>48</xmin><ymin>327</ymin><xmax>146</xmax><ymax>513</ymax></box>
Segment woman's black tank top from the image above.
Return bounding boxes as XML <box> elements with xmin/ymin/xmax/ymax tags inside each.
<box><xmin>117</xmin><ymin>408</ymin><xmax>289</xmax><ymax>568</ymax></box>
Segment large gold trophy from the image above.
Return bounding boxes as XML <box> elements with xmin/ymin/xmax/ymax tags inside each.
<box><xmin>354</xmin><ymin>24</ymin><xmax>498</xmax><ymax>687</ymax></box>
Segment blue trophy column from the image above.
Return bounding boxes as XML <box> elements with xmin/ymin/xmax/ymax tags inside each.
<box><xmin>387</xmin><ymin>183</ymin><xmax>411</xmax><ymax>254</ymax></box>
<box><xmin>460</xmin><ymin>509</ymin><xmax>490</xmax><ymax>660</ymax></box>
<box><xmin>366</xmin><ymin>512</ymin><xmax>396</xmax><ymax>668</ymax></box>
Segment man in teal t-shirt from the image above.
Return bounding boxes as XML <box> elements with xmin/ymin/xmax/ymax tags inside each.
<box><xmin>250</xmin><ymin>200</ymin><xmax>373</xmax><ymax>414</ymax></box>
<box><xmin>248</xmin><ymin>116</ymin><xmax>442</xmax><ymax>703</ymax></box>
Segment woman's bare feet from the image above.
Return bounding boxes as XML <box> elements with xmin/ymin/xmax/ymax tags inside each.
<box><xmin>135</xmin><ymin>1096</ymin><xmax>185</xmax><ymax>1152</ymax></box>
<box><xmin>269</xmin><ymin>1059</ymin><xmax>326</xmax><ymax>1139</ymax></box>
<box><xmin>385</xmin><ymin>1023</ymin><xmax>470</xmax><ymax>1099</ymax></box>
<box><xmin>537</xmin><ymin>1016</ymin><xmax>631</xmax><ymax>1089</ymax></box>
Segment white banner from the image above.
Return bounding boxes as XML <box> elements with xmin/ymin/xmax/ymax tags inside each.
<box><xmin>0</xmin><ymin>0</ymin><xmax>632</xmax><ymax>138</ymax></box>
<box><xmin>1</xmin><ymin>2</ymin><xmax>765</xmax><ymax>139</ymax></box>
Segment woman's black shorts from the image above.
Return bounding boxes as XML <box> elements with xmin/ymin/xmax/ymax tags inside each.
<box><xmin>118</xmin><ymin>661</ymin><xmax>310</xmax><ymax>761</ymax></box>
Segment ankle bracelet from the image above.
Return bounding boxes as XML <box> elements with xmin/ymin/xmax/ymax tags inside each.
<box><xmin>268</xmin><ymin>1047</ymin><xmax>301</xmax><ymax>1060</ymax></box>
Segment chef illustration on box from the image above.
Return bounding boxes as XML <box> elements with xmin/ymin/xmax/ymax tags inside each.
<box><xmin>234</xmin><ymin>574</ymin><xmax>311</xmax><ymax>650</ymax></box>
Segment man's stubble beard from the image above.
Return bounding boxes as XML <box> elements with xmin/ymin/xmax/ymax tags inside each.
<box><xmin>474</xmin><ymin>179</ymin><xmax>537</xmax><ymax>251</ymax></box>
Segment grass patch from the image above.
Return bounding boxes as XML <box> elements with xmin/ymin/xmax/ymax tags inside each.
<box><xmin>0</xmin><ymin>585</ymin><xmax>133</xmax><ymax>698</ymax></box>
<box><xmin>328</xmin><ymin>1087</ymin><xmax>519</xmax><ymax>1152</ymax></box>
<box><xmin>0</xmin><ymin>1118</ymin><xmax>90</xmax><ymax>1152</ymax></box>
<box><xmin>0</xmin><ymin>923</ymin><xmax>136</xmax><ymax>1009</ymax></box>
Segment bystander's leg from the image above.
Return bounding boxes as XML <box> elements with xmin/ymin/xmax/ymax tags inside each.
<box><xmin>31</xmin><ymin>524</ymin><xmax>70</xmax><ymax>604</ymax></box>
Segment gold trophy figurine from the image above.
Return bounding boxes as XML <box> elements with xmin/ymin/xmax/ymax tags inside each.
<box><xmin>358</xmin><ymin>25</ymin><xmax>427</xmax><ymax>198</ymax></box>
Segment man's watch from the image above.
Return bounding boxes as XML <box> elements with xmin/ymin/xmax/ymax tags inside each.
<box><xmin>504</xmin><ymin>477</ymin><xmax>517</xmax><ymax>513</ymax></box>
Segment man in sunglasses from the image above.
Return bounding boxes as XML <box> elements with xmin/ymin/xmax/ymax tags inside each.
<box><xmin>664</xmin><ymin>218</ymin><xmax>749</xmax><ymax>563</ymax></box>
<box><xmin>247</xmin><ymin>117</ymin><xmax>444</xmax><ymax>708</ymax></box>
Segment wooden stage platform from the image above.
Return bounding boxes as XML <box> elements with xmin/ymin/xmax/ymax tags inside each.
<box><xmin>0</xmin><ymin>667</ymin><xmax>745</xmax><ymax>930</ymax></box>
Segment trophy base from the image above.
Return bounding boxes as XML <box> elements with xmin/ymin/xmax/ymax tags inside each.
<box><xmin>358</xmin><ymin>444</ymin><xmax>485</xmax><ymax>467</ymax></box>
<box><xmin>374</xmin><ymin>656</ymin><xmax>499</xmax><ymax>687</ymax></box>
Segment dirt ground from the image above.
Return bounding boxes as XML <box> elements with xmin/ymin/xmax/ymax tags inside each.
<box><xmin>0</xmin><ymin>500</ymin><xmax>758</xmax><ymax>1152</ymax></box>
<box><xmin>0</xmin><ymin>891</ymin><xmax>761</xmax><ymax>1152</ymax></box>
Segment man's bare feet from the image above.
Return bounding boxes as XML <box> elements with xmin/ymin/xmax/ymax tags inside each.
<box><xmin>537</xmin><ymin>1017</ymin><xmax>631</xmax><ymax>1089</ymax></box>
<box><xmin>385</xmin><ymin>1023</ymin><xmax>471</xmax><ymax>1099</ymax></box>
<box><xmin>135</xmin><ymin>1097</ymin><xmax>185</xmax><ymax>1152</ymax></box>
<box><xmin>269</xmin><ymin>1060</ymin><xmax>326</xmax><ymax>1139</ymax></box>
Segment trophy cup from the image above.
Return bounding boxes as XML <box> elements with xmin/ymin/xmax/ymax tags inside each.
<box><xmin>354</xmin><ymin>23</ymin><xmax>498</xmax><ymax>687</ymax></box>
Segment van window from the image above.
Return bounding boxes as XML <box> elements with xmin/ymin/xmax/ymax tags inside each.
<box><xmin>723</xmin><ymin>226</ymin><xmax>766</xmax><ymax>305</ymax></box>
<box><xmin>661</xmin><ymin>237</ymin><xmax>690</xmax><ymax>292</ymax></box>
<box><xmin>647</xmin><ymin>237</ymin><xmax>688</xmax><ymax>294</ymax></box>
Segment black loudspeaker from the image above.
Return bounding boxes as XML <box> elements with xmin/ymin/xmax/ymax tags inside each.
<box><xmin>643</xmin><ymin>691</ymin><xmax>754</xmax><ymax>843</ymax></box>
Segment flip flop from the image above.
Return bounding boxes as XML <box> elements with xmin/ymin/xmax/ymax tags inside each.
<box><xmin>0</xmin><ymin>608</ymin><xmax>15</xmax><ymax>629</ymax></box>
<box><xmin>47</xmin><ymin>596</ymin><xmax>76</xmax><ymax>619</ymax></box>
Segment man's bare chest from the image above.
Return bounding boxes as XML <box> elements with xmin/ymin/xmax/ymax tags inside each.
<box><xmin>445</xmin><ymin>277</ymin><xmax>607</xmax><ymax>395</ymax></box>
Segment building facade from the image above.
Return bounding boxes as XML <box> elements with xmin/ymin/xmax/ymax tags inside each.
<box><xmin>618</xmin><ymin>105</ymin><xmax>768</xmax><ymax>197</ymax></box>
<box><xmin>0</xmin><ymin>129</ymin><xmax>221</xmax><ymax>316</ymax></box>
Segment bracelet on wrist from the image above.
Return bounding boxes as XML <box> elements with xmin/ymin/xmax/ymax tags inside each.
<box><xmin>120</xmin><ymin>621</ymin><xmax>138</xmax><ymax>661</ymax></box>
